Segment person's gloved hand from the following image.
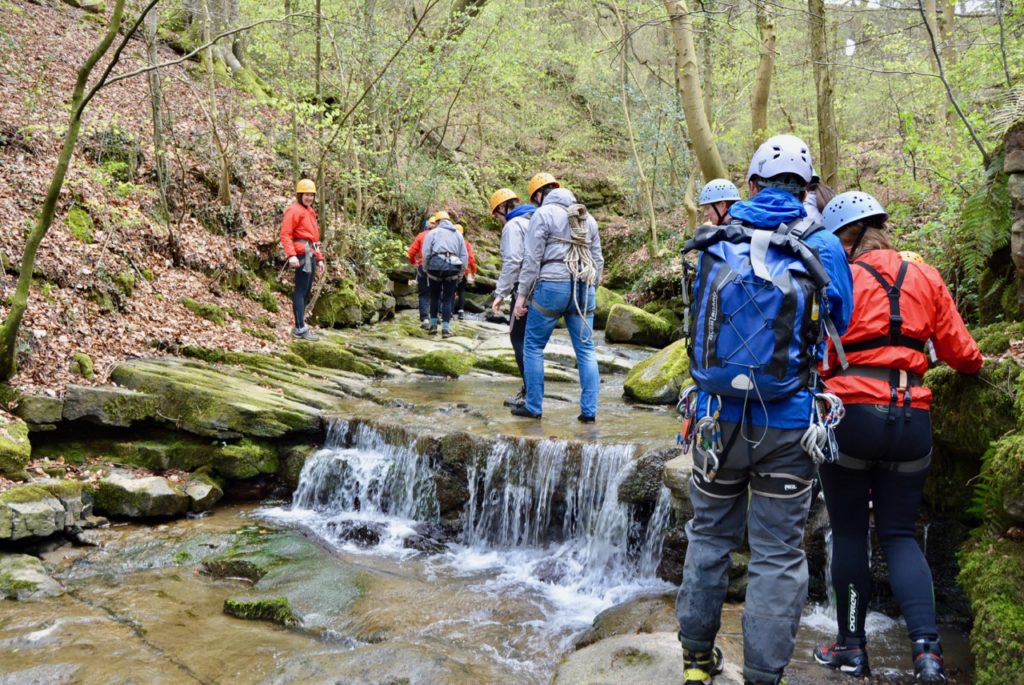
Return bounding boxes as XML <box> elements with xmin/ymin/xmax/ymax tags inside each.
<box><xmin>288</xmin><ymin>256</ymin><xmax>301</xmax><ymax>268</ymax></box>
<box><xmin>317</xmin><ymin>260</ymin><xmax>325</xmax><ymax>275</ymax></box>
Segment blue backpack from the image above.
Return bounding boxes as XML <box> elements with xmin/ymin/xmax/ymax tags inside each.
<box><xmin>681</xmin><ymin>218</ymin><xmax>844</xmax><ymax>401</ymax></box>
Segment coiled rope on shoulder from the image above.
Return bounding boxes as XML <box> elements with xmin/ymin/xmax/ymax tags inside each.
<box><xmin>550</xmin><ymin>203</ymin><xmax>598</xmax><ymax>343</ymax></box>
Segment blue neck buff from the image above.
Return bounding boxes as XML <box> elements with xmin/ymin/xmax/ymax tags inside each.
<box><xmin>505</xmin><ymin>204</ymin><xmax>536</xmax><ymax>222</ymax></box>
<box><xmin>728</xmin><ymin>187</ymin><xmax>806</xmax><ymax>229</ymax></box>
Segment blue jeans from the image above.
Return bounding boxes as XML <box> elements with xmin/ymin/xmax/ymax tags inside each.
<box><xmin>523</xmin><ymin>281</ymin><xmax>599</xmax><ymax>417</ymax></box>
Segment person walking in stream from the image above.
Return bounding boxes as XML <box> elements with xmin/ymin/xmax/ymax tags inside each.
<box><xmin>811</xmin><ymin>191</ymin><xmax>982</xmax><ymax>683</ymax></box>
<box><xmin>675</xmin><ymin>134</ymin><xmax>853</xmax><ymax>685</ymax></box>
<box><xmin>280</xmin><ymin>178</ymin><xmax>325</xmax><ymax>341</ymax></box>
<box><xmin>513</xmin><ymin>173</ymin><xmax>603</xmax><ymax>423</ymax></box>
<box><xmin>408</xmin><ymin>211</ymin><xmax>447</xmax><ymax>329</ymax></box>
<box><xmin>421</xmin><ymin>216</ymin><xmax>468</xmax><ymax>338</ymax></box>
<box><xmin>490</xmin><ymin>187</ymin><xmax>536</xmax><ymax>408</ymax></box>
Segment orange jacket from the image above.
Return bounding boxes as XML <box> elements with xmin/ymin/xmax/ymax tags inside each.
<box><xmin>464</xmin><ymin>240</ymin><xmax>477</xmax><ymax>276</ymax></box>
<box><xmin>823</xmin><ymin>249</ymin><xmax>982</xmax><ymax>410</ymax></box>
<box><xmin>408</xmin><ymin>230</ymin><xmax>429</xmax><ymax>266</ymax></box>
<box><xmin>280</xmin><ymin>203</ymin><xmax>322</xmax><ymax>261</ymax></box>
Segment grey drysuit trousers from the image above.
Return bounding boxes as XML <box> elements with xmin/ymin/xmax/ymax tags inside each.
<box><xmin>675</xmin><ymin>421</ymin><xmax>815</xmax><ymax>682</ymax></box>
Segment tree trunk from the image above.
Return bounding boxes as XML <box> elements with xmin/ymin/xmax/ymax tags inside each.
<box><xmin>662</xmin><ymin>0</ymin><xmax>726</xmax><ymax>184</ymax></box>
<box><xmin>698</xmin><ymin>0</ymin><xmax>715</xmax><ymax>129</ymax></box>
<box><xmin>285</xmin><ymin>0</ymin><xmax>299</xmax><ymax>181</ymax></box>
<box><xmin>610</xmin><ymin>0</ymin><xmax>658</xmax><ymax>255</ymax></box>
<box><xmin>922</xmin><ymin>0</ymin><xmax>948</xmax><ymax>124</ymax></box>
<box><xmin>809</xmin><ymin>0</ymin><xmax>838</xmax><ymax>186</ymax></box>
<box><xmin>144</xmin><ymin>6</ymin><xmax>169</xmax><ymax>221</ymax></box>
<box><xmin>0</xmin><ymin>0</ymin><xmax>127</xmax><ymax>380</ymax></box>
<box><xmin>938</xmin><ymin>0</ymin><xmax>957</xmax><ymax>123</ymax></box>
<box><xmin>751</xmin><ymin>0</ymin><xmax>775</xmax><ymax>145</ymax></box>
<box><xmin>200</xmin><ymin>0</ymin><xmax>232</xmax><ymax>206</ymax></box>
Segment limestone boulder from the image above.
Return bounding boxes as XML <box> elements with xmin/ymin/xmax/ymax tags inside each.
<box><xmin>213</xmin><ymin>439</ymin><xmax>279</xmax><ymax>480</ymax></box>
<box><xmin>594</xmin><ymin>286</ymin><xmax>625</xmax><ymax>330</ymax></box>
<box><xmin>0</xmin><ymin>554</ymin><xmax>63</xmax><ymax>600</ymax></box>
<box><xmin>0</xmin><ymin>411</ymin><xmax>31</xmax><ymax>478</ymax></box>
<box><xmin>62</xmin><ymin>385</ymin><xmax>158</xmax><ymax>427</ymax></box>
<box><xmin>94</xmin><ymin>472</ymin><xmax>189</xmax><ymax>518</ymax></box>
<box><xmin>0</xmin><ymin>481</ymin><xmax>89</xmax><ymax>540</ymax></box>
<box><xmin>574</xmin><ymin>593</ymin><xmax>676</xmax><ymax>648</ymax></box>
<box><xmin>605</xmin><ymin>304</ymin><xmax>672</xmax><ymax>348</ymax></box>
<box><xmin>623</xmin><ymin>339</ymin><xmax>690</xmax><ymax>404</ymax></box>
<box><xmin>618</xmin><ymin>448</ymin><xmax>674</xmax><ymax>505</ymax></box>
<box><xmin>186</xmin><ymin>472</ymin><xmax>224</xmax><ymax>512</ymax></box>
<box><xmin>12</xmin><ymin>394</ymin><xmax>64</xmax><ymax>428</ymax></box>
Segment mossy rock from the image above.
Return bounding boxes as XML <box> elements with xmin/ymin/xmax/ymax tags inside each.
<box><xmin>473</xmin><ymin>353</ymin><xmax>520</xmax><ymax>376</ymax></box>
<box><xmin>409</xmin><ymin>350</ymin><xmax>475</xmax><ymax>378</ymax></box>
<box><xmin>94</xmin><ymin>472</ymin><xmax>189</xmax><ymax>519</ymax></box>
<box><xmin>972</xmin><ymin>320</ymin><xmax>1024</xmax><ymax>356</ymax></box>
<box><xmin>71</xmin><ymin>352</ymin><xmax>95</xmax><ymax>380</ymax></box>
<box><xmin>958</xmin><ymin>535</ymin><xmax>1024</xmax><ymax>684</ymax></box>
<box><xmin>312</xmin><ymin>284</ymin><xmax>364</xmax><ymax>328</ymax></box>
<box><xmin>213</xmin><ymin>438</ymin><xmax>279</xmax><ymax>479</ymax></box>
<box><xmin>32</xmin><ymin>434</ymin><xmax>220</xmax><ymax>471</ymax></box>
<box><xmin>617</xmin><ymin>448</ymin><xmax>674</xmax><ymax>505</ymax></box>
<box><xmin>62</xmin><ymin>384</ymin><xmax>158</xmax><ymax>427</ymax></box>
<box><xmin>224</xmin><ymin>596</ymin><xmax>298</xmax><ymax>627</ymax></box>
<box><xmin>0</xmin><ymin>481</ymin><xmax>89</xmax><ymax>540</ymax></box>
<box><xmin>926</xmin><ymin>360</ymin><xmax>1022</xmax><ymax>459</ymax></box>
<box><xmin>279</xmin><ymin>444</ymin><xmax>316</xmax><ymax>490</ymax></box>
<box><xmin>182</xmin><ymin>297</ymin><xmax>226</xmax><ymax>325</ymax></box>
<box><xmin>605</xmin><ymin>304</ymin><xmax>672</xmax><ymax>348</ymax></box>
<box><xmin>0</xmin><ymin>554</ymin><xmax>63</xmax><ymax>600</ymax></box>
<box><xmin>186</xmin><ymin>470</ymin><xmax>224</xmax><ymax>512</ymax></box>
<box><xmin>0</xmin><ymin>412</ymin><xmax>31</xmax><ymax>478</ymax></box>
<box><xmin>12</xmin><ymin>394</ymin><xmax>63</xmax><ymax>426</ymax></box>
<box><xmin>65</xmin><ymin>205</ymin><xmax>94</xmax><ymax>243</ymax></box>
<box><xmin>623</xmin><ymin>339</ymin><xmax>690</xmax><ymax>405</ymax></box>
<box><xmin>290</xmin><ymin>340</ymin><xmax>375</xmax><ymax>376</ymax></box>
<box><xmin>594</xmin><ymin>287</ymin><xmax>625</xmax><ymax>330</ymax></box>
<box><xmin>976</xmin><ymin>432</ymin><xmax>1024</xmax><ymax>527</ymax></box>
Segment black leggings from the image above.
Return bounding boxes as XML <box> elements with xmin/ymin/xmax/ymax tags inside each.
<box><xmin>292</xmin><ymin>267</ymin><xmax>315</xmax><ymax>329</ymax></box>
<box><xmin>510</xmin><ymin>287</ymin><xmax>527</xmax><ymax>385</ymax></box>
<box><xmin>819</xmin><ymin>404</ymin><xmax>937</xmax><ymax>644</ymax></box>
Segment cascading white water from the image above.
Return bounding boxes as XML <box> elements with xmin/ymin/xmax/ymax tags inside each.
<box><xmin>270</xmin><ymin>420</ymin><xmax>439</xmax><ymax>556</ymax></box>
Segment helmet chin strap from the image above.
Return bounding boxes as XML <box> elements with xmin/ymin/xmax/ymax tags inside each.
<box><xmin>849</xmin><ymin>224</ymin><xmax>868</xmax><ymax>259</ymax></box>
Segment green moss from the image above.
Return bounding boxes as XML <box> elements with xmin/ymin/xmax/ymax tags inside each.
<box><xmin>312</xmin><ymin>284</ymin><xmax>365</xmax><ymax>328</ymax></box>
<box><xmin>214</xmin><ymin>438</ymin><xmax>279</xmax><ymax>479</ymax></box>
<box><xmin>594</xmin><ymin>287</ymin><xmax>626</xmax><ymax>329</ymax></box>
<box><xmin>274</xmin><ymin>352</ymin><xmax>308</xmax><ymax>368</ymax></box>
<box><xmin>0</xmin><ymin>484</ymin><xmax>50</xmax><ymax>505</ymax></box>
<box><xmin>100</xmin><ymin>159</ymin><xmax>130</xmax><ymax>182</ymax></box>
<box><xmin>140</xmin><ymin>268</ymin><xmax>155</xmax><ymax>281</ymax></box>
<box><xmin>0</xmin><ymin>572</ymin><xmax>37</xmax><ymax>598</ymax></box>
<box><xmin>113</xmin><ymin>272</ymin><xmax>135</xmax><ymax>298</ymax></box>
<box><xmin>182</xmin><ymin>297</ymin><xmax>226</xmax><ymax>325</ymax></box>
<box><xmin>972</xmin><ymin>321</ymin><xmax>1024</xmax><ymax>356</ymax></box>
<box><xmin>224</xmin><ymin>596</ymin><xmax>298</xmax><ymax>627</ymax></box>
<box><xmin>972</xmin><ymin>432</ymin><xmax>1024</xmax><ymax>531</ymax></box>
<box><xmin>290</xmin><ymin>340</ymin><xmax>375</xmax><ymax>376</ymax></box>
<box><xmin>242</xmin><ymin>326</ymin><xmax>277</xmax><ymax>342</ymax></box>
<box><xmin>473</xmin><ymin>354</ymin><xmax>521</xmax><ymax>376</ymax></box>
<box><xmin>612</xmin><ymin>647</ymin><xmax>654</xmax><ymax>667</ymax></box>
<box><xmin>0</xmin><ymin>415</ymin><xmax>31</xmax><ymax>476</ymax></box>
<box><xmin>32</xmin><ymin>436</ymin><xmax>220</xmax><ymax>471</ymax></box>
<box><xmin>410</xmin><ymin>350</ymin><xmax>475</xmax><ymax>378</ymax></box>
<box><xmin>605</xmin><ymin>303</ymin><xmax>672</xmax><ymax>347</ymax></box>
<box><xmin>623</xmin><ymin>339</ymin><xmax>690</xmax><ymax>404</ymax></box>
<box><xmin>66</xmin><ymin>206</ymin><xmax>94</xmax><ymax>243</ymax></box>
<box><xmin>958</xmin><ymin>536</ymin><xmax>1024</xmax><ymax>684</ymax></box>
<box><xmin>926</xmin><ymin>360</ymin><xmax>1021</xmax><ymax>458</ymax></box>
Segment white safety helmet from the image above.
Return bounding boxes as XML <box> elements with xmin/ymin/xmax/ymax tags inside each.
<box><xmin>698</xmin><ymin>179</ymin><xmax>741</xmax><ymax>206</ymax></box>
<box><xmin>746</xmin><ymin>134</ymin><xmax>814</xmax><ymax>184</ymax></box>
<box><xmin>822</xmin><ymin>191</ymin><xmax>888</xmax><ymax>234</ymax></box>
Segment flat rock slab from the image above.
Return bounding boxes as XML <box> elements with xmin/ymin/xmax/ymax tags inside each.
<box><xmin>553</xmin><ymin>631</ymin><xmax>744</xmax><ymax>684</ymax></box>
<box><xmin>94</xmin><ymin>472</ymin><xmax>189</xmax><ymax>518</ymax></box>
<box><xmin>62</xmin><ymin>385</ymin><xmax>158</xmax><ymax>427</ymax></box>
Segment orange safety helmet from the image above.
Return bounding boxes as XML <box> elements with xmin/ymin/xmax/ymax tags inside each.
<box><xmin>527</xmin><ymin>172</ymin><xmax>559</xmax><ymax>200</ymax></box>
<box><xmin>898</xmin><ymin>250</ymin><xmax>927</xmax><ymax>265</ymax></box>
<box><xmin>455</xmin><ymin>224</ymin><xmax>465</xmax><ymax>235</ymax></box>
<box><xmin>489</xmin><ymin>188</ymin><xmax>519</xmax><ymax>213</ymax></box>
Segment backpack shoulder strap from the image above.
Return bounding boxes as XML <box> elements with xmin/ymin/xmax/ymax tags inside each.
<box><xmin>845</xmin><ymin>260</ymin><xmax>926</xmax><ymax>354</ymax></box>
<box><xmin>779</xmin><ymin>216</ymin><xmax>824</xmax><ymax>242</ymax></box>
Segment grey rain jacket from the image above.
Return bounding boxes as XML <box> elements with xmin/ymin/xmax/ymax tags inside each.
<box><xmin>803</xmin><ymin>191</ymin><xmax>824</xmax><ymax>224</ymax></box>
<box><xmin>421</xmin><ymin>220</ymin><xmax>468</xmax><ymax>272</ymax></box>
<box><xmin>493</xmin><ymin>210</ymin><xmax>534</xmax><ymax>299</ymax></box>
<box><xmin>518</xmin><ymin>188</ymin><xmax>604</xmax><ymax>298</ymax></box>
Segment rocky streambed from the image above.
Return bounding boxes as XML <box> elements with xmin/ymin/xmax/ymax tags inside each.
<box><xmin>0</xmin><ymin>311</ymin><xmax>1008</xmax><ymax>683</ymax></box>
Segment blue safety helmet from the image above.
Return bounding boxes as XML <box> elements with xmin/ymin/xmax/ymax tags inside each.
<box><xmin>822</xmin><ymin>191</ymin><xmax>888</xmax><ymax>234</ymax></box>
<box><xmin>698</xmin><ymin>179</ymin><xmax>741</xmax><ymax>206</ymax></box>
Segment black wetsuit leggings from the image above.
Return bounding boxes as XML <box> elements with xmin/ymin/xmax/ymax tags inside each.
<box><xmin>293</xmin><ymin>267</ymin><xmax>315</xmax><ymax>329</ymax></box>
<box><xmin>510</xmin><ymin>287</ymin><xmax>526</xmax><ymax>385</ymax></box>
<box><xmin>818</xmin><ymin>404</ymin><xmax>937</xmax><ymax>644</ymax></box>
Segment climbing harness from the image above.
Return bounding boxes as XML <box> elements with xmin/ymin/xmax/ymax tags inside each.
<box><xmin>543</xmin><ymin>203</ymin><xmax>598</xmax><ymax>343</ymax></box>
<box><xmin>677</xmin><ymin>385</ymin><xmax>724</xmax><ymax>481</ymax></box>
<box><xmin>800</xmin><ymin>391</ymin><xmax>845</xmax><ymax>465</ymax></box>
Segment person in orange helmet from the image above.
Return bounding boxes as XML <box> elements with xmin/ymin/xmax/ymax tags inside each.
<box><xmin>280</xmin><ymin>179</ymin><xmax>324</xmax><ymax>341</ymax></box>
<box><xmin>453</xmin><ymin>223</ymin><xmax>477</xmax><ymax>320</ymax></box>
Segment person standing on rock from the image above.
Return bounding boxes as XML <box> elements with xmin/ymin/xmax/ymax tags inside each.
<box><xmin>490</xmin><ymin>187</ymin><xmax>536</xmax><ymax>408</ymax></box>
<box><xmin>280</xmin><ymin>178</ymin><xmax>325</xmax><ymax>341</ymax></box>
<box><xmin>698</xmin><ymin>179</ymin><xmax>741</xmax><ymax>226</ymax></box>
<box><xmin>811</xmin><ymin>191</ymin><xmax>981</xmax><ymax>683</ymax></box>
<box><xmin>408</xmin><ymin>211</ymin><xmax>446</xmax><ymax>330</ymax></box>
<box><xmin>512</xmin><ymin>173</ymin><xmax>603</xmax><ymax>423</ymax></box>
<box><xmin>675</xmin><ymin>135</ymin><xmax>853</xmax><ymax>685</ymax></box>
<box><xmin>421</xmin><ymin>216</ymin><xmax>468</xmax><ymax>338</ymax></box>
<box><xmin>453</xmin><ymin>223</ymin><xmax>477</xmax><ymax>321</ymax></box>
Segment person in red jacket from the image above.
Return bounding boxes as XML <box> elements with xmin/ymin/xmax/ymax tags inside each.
<box><xmin>812</xmin><ymin>191</ymin><xmax>982</xmax><ymax>683</ymax></box>
<box><xmin>453</xmin><ymin>223</ymin><xmax>477</xmax><ymax>320</ymax></box>
<box><xmin>408</xmin><ymin>211</ymin><xmax>447</xmax><ymax>329</ymax></box>
<box><xmin>280</xmin><ymin>179</ymin><xmax>324</xmax><ymax>341</ymax></box>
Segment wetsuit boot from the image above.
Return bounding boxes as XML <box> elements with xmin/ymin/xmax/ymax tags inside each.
<box><xmin>912</xmin><ymin>639</ymin><xmax>945</xmax><ymax>683</ymax></box>
<box><xmin>683</xmin><ymin>646</ymin><xmax>723</xmax><ymax>685</ymax></box>
<box><xmin>814</xmin><ymin>638</ymin><xmax>870</xmax><ymax>677</ymax></box>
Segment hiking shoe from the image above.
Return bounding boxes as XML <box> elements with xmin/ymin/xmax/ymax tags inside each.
<box><xmin>743</xmin><ymin>679</ymin><xmax>786</xmax><ymax>685</ymax></box>
<box><xmin>814</xmin><ymin>642</ymin><xmax>870</xmax><ymax>677</ymax></box>
<box><xmin>684</xmin><ymin>646</ymin><xmax>724</xmax><ymax>685</ymax></box>
<box><xmin>510</xmin><ymin>406</ymin><xmax>541</xmax><ymax>419</ymax></box>
<box><xmin>457</xmin><ymin>312</ymin><xmax>465</xmax><ymax>320</ymax></box>
<box><xmin>578</xmin><ymin>414</ymin><xmax>596</xmax><ymax>423</ymax></box>
<box><xmin>428</xmin><ymin>324</ymin><xmax>438</xmax><ymax>335</ymax></box>
<box><xmin>420</xmin><ymin>318</ymin><xmax>431</xmax><ymax>330</ymax></box>
<box><xmin>912</xmin><ymin>639</ymin><xmax>946</xmax><ymax>683</ymax></box>
<box><xmin>441</xmin><ymin>329</ymin><xmax>453</xmax><ymax>339</ymax></box>
<box><xmin>291</xmin><ymin>327</ymin><xmax>320</xmax><ymax>341</ymax></box>
<box><xmin>503</xmin><ymin>388</ymin><xmax>526</xmax><ymax>408</ymax></box>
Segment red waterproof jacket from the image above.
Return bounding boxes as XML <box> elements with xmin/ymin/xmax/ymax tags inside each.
<box><xmin>823</xmin><ymin>249</ymin><xmax>982</xmax><ymax>410</ymax></box>
<box><xmin>408</xmin><ymin>230</ymin><xmax>429</xmax><ymax>266</ymax></box>
<box><xmin>464</xmin><ymin>240</ymin><xmax>477</xmax><ymax>277</ymax></box>
<box><xmin>280</xmin><ymin>203</ymin><xmax>323</xmax><ymax>261</ymax></box>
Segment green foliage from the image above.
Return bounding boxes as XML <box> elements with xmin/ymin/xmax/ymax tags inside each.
<box><xmin>66</xmin><ymin>205</ymin><xmax>94</xmax><ymax>243</ymax></box>
<box><xmin>70</xmin><ymin>352</ymin><xmax>94</xmax><ymax>379</ymax></box>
